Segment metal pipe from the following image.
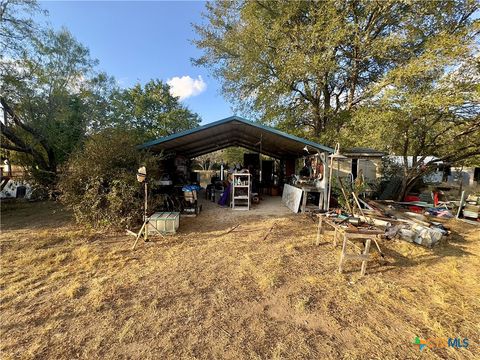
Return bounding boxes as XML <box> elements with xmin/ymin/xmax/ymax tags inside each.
<box><xmin>327</xmin><ymin>155</ymin><xmax>334</xmax><ymax>210</ymax></box>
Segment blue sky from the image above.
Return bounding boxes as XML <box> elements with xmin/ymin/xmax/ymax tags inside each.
<box><xmin>40</xmin><ymin>1</ymin><xmax>233</xmax><ymax>124</ymax></box>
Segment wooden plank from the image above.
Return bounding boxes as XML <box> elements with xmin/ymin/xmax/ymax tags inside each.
<box><xmin>262</xmin><ymin>223</ymin><xmax>276</xmax><ymax>241</ymax></box>
<box><xmin>126</xmin><ymin>229</ymin><xmax>137</xmax><ymax>237</ymax></box>
<box><xmin>345</xmin><ymin>232</ymin><xmax>383</xmax><ymax>239</ymax></box>
<box><xmin>344</xmin><ymin>254</ymin><xmax>370</xmax><ymax>261</ymax></box>
<box><xmin>360</xmin><ymin>239</ymin><xmax>371</xmax><ymax>276</ymax></box>
<box><xmin>321</xmin><ymin>217</ymin><xmax>383</xmax><ymax>235</ymax></box>
<box><xmin>132</xmin><ymin>222</ymin><xmax>146</xmax><ymax>250</ymax></box>
<box><xmin>352</xmin><ymin>192</ymin><xmax>366</xmax><ymax>218</ymax></box>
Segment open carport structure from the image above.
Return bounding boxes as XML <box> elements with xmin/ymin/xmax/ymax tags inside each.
<box><xmin>139</xmin><ymin>116</ymin><xmax>333</xmax><ymax>212</ymax></box>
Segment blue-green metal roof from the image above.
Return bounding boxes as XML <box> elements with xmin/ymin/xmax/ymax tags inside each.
<box><xmin>139</xmin><ymin>115</ymin><xmax>333</xmax><ymax>158</ymax></box>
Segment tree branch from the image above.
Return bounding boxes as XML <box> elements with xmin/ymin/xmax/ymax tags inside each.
<box><xmin>1</xmin><ymin>97</ymin><xmax>56</xmax><ymax>170</ymax></box>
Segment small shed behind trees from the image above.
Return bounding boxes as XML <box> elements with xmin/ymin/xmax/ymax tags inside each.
<box><xmin>337</xmin><ymin>147</ymin><xmax>386</xmax><ymax>182</ymax></box>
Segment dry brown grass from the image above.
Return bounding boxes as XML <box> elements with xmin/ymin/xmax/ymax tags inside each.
<box><xmin>1</xmin><ymin>200</ymin><xmax>479</xmax><ymax>359</ymax></box>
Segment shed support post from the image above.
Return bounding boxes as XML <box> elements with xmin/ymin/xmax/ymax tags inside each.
<box><xmin>323</xmin><ymin>151</ymin><xmax>330</xmax><ymax>210</ymax></box>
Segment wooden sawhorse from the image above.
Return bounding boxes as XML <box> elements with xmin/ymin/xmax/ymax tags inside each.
<box><xmin>316</xmin><ymin>214</ymin><xmax>384</xmax><ymax>276</ymax></box>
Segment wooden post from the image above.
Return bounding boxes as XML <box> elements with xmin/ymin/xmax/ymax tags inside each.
<box><xmin>322</xmin><ymin>152</ymin><xmax>329</xmax><ymax>210</ymax></box>
<box><xmin>316</xmin><ymin>189</ymin><xmax>323</xmax><ymax>211</ymax></box>
<box><xmin>352</xmin><ymin>192</ymin><xmax>366</xmax><ymax>218</ymax></box>
<box><xmin>338</xmin><ymin>177</ymin><xmax>352</xmax><ymax>214</ymax></box>
<box><xmin>338</xmin><ymin>233</ymin><xmax>348</xmax><ymax>273</ymax></box>
<box><xmin>327</xmin><ymin>156</ymin><xmax>334</xmax><ymax>210</ymax></box>
<box><xmin>302</xmin><ymin>188</ymin><xmax>308</xmax><ymax>213</ymax></box>
<box><xmin>360</xmin><ymin>239</ymin><xmax>371</xmax><ymax>276</ymax></box>
<box><xmin>456</xmin><ymin>190</ymin><xmax>465</xmax><ymax>218</ymax></box>
<box><xmin>144</xmin><ymin>181</ymin><xmax>148</xmax><ymax>241</ymax></box>
<box><xmin>132</xmin><ymin>222</ymin><xmax>146</xmax><ymax>250</ymax></box>
<box><xmin>315</xmin><ymin>215</ymin><xmax>323</xmax><ymax>245</ymax></box>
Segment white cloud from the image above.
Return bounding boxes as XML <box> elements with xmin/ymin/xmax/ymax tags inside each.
<box><xmin>167</xmin><ymin>75</ymin><xmax>207</xmax><ymax>101</ymax></box>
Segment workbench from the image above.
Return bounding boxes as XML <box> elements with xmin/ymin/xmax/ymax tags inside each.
<box><xmin>316</xmin><ymin>214</ymin><xmax>384</xmax><ymax>276</ymax></box>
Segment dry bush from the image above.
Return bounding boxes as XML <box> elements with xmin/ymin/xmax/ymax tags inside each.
<box><xmin>59</xmin><ymin>128</ymin><xmax>157</xmax><ymax>229</ymax></box>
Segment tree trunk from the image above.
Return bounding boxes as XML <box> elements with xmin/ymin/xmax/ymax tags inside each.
<box><xmin>397</xmin><ymin>178</ymin><xmax>418</xmax><ymax>201</ymax></box>
<box><xmin>323</xmin><ymin>76</ymin><xmax>331</xmax><ymax>126</ymax></box>
<box><xmin>1</xmin><ymin>97</ymin><xmax>58</xmax><ymax>187</ymax></box>
<box><xmin>396</xmin><ymin>177</ymin><xmax>408</xmax><ymax>201</ymax></box>
<box><xmin>396</xmin><ymin>166</ymin><xmax>425</xmax><ymax>201</ymax></box>
<box><xmin>312</xmin><ymin>100</ymin><xmax>323</xmax><ymax>137</ymax></box>
<box><xmin>396</xmin><ymin>161</ymin><xmax>411</xmax><ymax>201</ymax></box>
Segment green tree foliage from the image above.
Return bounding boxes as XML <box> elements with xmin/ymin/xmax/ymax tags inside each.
<box><xmin>193</xmin><ymin>151</ymin><xmax>223</xmax><ymax>170</ymax></box>
<box><xmin>193</xmin><ymin>0</ymin><xmax>478</xmax><ymax>142</ymax></box>
<box><xmin>59</xmin><ymin>128</ymin><xmax>158</xmax><ymax>229</ymax></box>
<box><xmin>342</xmin><ymin>48</ymin><xmax>480</xmax><ymax>199</ymax></box>
<box><xmin>1</xmin><ymin>4</ymin><xmax>201</xmax><ymax>189</ymax></box>
<box><xmin>1</xmin><ymin>1</ymin><xmax>199</xmax><ymax>229</ymax></box>
<box><xmin>0</xmin><ymin>0</ymin><xmax>45</xmax><ymax>57</ymax></box>
<box><xmin>193</xmin><ymin>146</ymin><xmax>247</xmax><ymax>170</ymax></box>
<box><xmin>105</xmin><ymin>80</ymin><xmax>201</xmax><ymax>139</ymax></box>
<box><xmin>1</xmin><ymin>26</ymin><xmax>100</xmax><ymax>186</ymax></box>
<box><xmin>221</xmin><ymin>146</ymin><xmax>249</xmax><ymax>167</ymax></box>
<box><xmin>194</xmin><ymin>0</ymin><xmax>479</xmax><ymax>199</ymax></box>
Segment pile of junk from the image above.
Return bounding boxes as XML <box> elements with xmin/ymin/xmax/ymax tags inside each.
<box><xmin>317</xmin><ymin>181</ymin><xmax>464</xmax><ymax>248</ymax></box>
<box><xmin>318</xmin><ymin>196</ymin><xmax>450</xmax><ymax>248</ymax></box>
<box><xmin>362</xmin><ymin>199</ymin><xmax>449</xmax><ymax>248</ymax></box>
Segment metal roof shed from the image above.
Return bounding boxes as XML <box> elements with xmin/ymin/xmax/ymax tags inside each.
<box><xmin>139</xmin><ymin>116</ymin><xmax>333</xmax><ymax>159</ymax></box>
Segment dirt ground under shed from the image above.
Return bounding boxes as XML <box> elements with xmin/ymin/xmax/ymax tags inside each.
<box><xmin>1</xmin><ymin>200</ymin><xmax>479</xmax><ymax>359</ymax></box>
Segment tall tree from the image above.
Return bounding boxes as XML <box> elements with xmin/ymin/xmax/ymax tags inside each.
<box><xmin>341</xmin><ymin>45</ymin><xmax>480</xmax><ymax>199</ymax></box>
<box><xmin>0</xmin><ymin>0</ymin><xmax>45</xmax><ymax>57</ymax></box>
<box><xmin>106</xmin><ymin>80</ymin><xmax>201</xmax><ymax>139</ymax></box>
<box><xmin>193</xmin><ymin>0</ymin><xmax>478</xmax><ymax>141</ymax></box>
<box><xmin>1</xmin><ymin>27</ymin><xmax>98</xmax><ymax>186</ymax></box>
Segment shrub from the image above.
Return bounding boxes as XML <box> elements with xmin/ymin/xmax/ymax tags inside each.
<box><xmin>59</xmin><ymin>128</ymin><xmax>158</xmax><ymax>229</ymax></box>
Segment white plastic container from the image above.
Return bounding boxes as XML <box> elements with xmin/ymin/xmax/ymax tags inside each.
<box><xmin>147</xmin><ymin>212</ymin><xmax>180</xmax><ymax>234</ymax></box>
